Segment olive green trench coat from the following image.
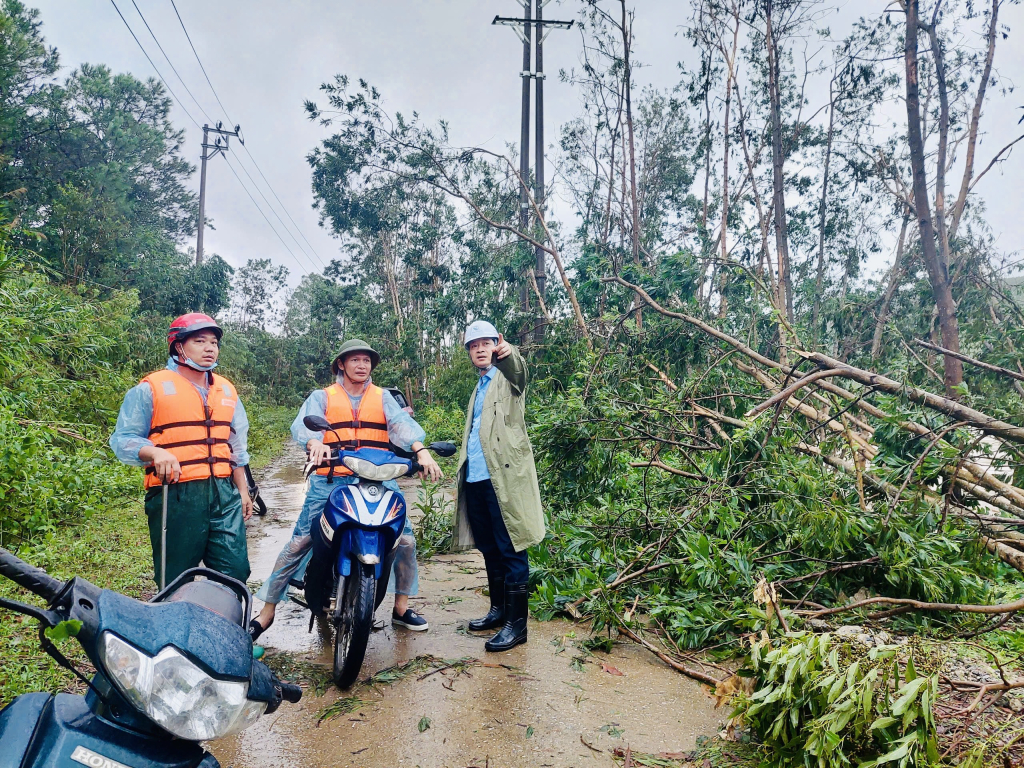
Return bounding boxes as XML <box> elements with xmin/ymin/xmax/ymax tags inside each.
<box><xmin>452</xmin><ymin>345</ymin><xmax>545</xmax><ymax>553</ymax></box>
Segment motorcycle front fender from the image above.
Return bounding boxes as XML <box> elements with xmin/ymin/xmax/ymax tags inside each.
<box><xmin>337</xmin><ymin>529</ymin><xmax>385</xmax><ymax>579</ymax></box>
<box><xmin>0</xmin><ymin>693</ymin><xmax>212</xmax><ymax>768</ymax></box>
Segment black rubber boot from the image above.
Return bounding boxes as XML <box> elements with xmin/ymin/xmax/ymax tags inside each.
<box><xmin>484</xmin><ymin>582</ymin><xmax>528</xmax><ymax>652</ymax></box>
<box><xmin>468</xmin><ymin>570</ymin><xmax>505</xmax><ymax>632</ymax></box>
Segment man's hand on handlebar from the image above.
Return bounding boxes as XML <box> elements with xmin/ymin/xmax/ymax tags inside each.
<box><xmin>415</xmin><ymin>448</ymin><xmax>444</xmax><ymax>483</ymax></box>
<box><xmin>140</xmin><ymin>446</ymin><xmax>181</xmax><ymax>484</ymax></box>
<box><xmin>306</xmin><ymin>438</ymin><xmax>332</xmax><ymax>467</ymax></box>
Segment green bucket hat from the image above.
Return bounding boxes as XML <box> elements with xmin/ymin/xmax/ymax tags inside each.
<box><xmin>331</xmin><ymin>339</ymin><xmax>380</xmax><ymax>375</ymax></box>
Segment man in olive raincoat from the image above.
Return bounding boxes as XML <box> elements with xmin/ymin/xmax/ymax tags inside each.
<box><xmin>454</xmin><ymin>320</ymin><xmax>545</xmax><ymax>652</ymax></box>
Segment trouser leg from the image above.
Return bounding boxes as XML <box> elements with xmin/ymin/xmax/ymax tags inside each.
<box><xmin>202</xmin><ymin>478</ymin><xmax>251</xmax><ymax>583</ymax></box>
<box><xmin>478</xmin><ymin>480</ymin><xmax>529</xmax><ymax>584</ymax></box>
<box><xmin>464</xmin><ymin>480</ymin><xmax>502</xmax><ymax>574</ymax></box>
<box><xmin>255</xmin><ymin>477</ymin><xmax>331</xmax><ymax>605</ymax></box>
<box><xmin>388</xmin><ymin>518</ymin><xmax>419</xmax><ymax>596</ymax></box>
<box><xmin>145</xmin><ymin>480</ymin><xmax>210</xmax><ymax>588</ymax></box>
<box><xmin>464</xmin><ymin>480</ymin><xmax>518</xmax><ymax>632</ymax></box>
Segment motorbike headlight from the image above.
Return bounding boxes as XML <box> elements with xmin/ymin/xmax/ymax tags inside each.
<box><xmin>342</xmin><ymin>456</ymin><xmax>409</xmax><ymax>482</ymax></box>
<box><xmin>102</xmin><ymin>632</ymin><xmax>267</xmax><ymax>740</ymax></box>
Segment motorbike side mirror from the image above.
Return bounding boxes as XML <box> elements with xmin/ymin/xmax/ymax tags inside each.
<box><xmin>303</xmin><ymin>415</ymin><xmax>332</xmax><ymax>432</ymax></box>
<box><xmin>429</xmin><ymin>441</ymin><xmax>457</xmax><ymax>458</ymax></box>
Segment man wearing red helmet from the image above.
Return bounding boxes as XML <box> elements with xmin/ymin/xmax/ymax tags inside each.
<box><xmin>110</xmin><ymin>313</ymin><xmax>252</xmax><ymax>585</ymax></box>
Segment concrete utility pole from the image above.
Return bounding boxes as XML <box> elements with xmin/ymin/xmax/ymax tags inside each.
<box><xmin>495</xmin><ymin>1</ymin><xmax>533</xmax><ymax>316</ymax></box>
<box><xmin>196</xmin><ymin>122</ymin><xmax>242</xmax><ymax>265</ymax></box>
<box><xmin>493</xmin><ymin>4</ymin><xmax>572</xmax><ymax>339</ymax></box>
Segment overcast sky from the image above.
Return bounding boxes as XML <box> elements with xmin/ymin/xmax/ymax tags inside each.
<box><xmin>29</xmin><ymin>1</ymin><xmax>1024</xmax><ymax>285</ymax></box>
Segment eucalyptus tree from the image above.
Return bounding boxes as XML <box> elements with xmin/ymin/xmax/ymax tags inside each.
<box><xmin>839</xmin><ymin>0</ymin><xmax>1018</xmax><ymax>395</ymax></box>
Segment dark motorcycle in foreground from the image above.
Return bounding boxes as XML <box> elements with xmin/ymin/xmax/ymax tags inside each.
<box><xmin>299</xmin><ymin>413</ymin><xmax>455</xmax><ymax>688</ymax></box>
<box><xmin>0</xmin><ymin>549</ymin><xmax>301</xmax><ymax>768</ymax></box>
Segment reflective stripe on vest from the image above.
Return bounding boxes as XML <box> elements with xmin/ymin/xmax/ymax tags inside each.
<box><xmin>318</xmin><ymin>383</ymin><xmax>390</xmax><ymax>476</ymax></box>
<box><xmin>142</xmin><ymin>368</ymin><xmax>237</xmax><ymax>488</ymax></box>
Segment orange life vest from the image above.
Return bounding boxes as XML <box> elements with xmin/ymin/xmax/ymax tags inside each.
<box><xmin>317</xmin><ymin>383</ymin><xmax>390</xmax><ymax>477</ymax></box>
<box><xmin>142</xmin><ymin>368</ymin><xmax>238</xmax><ymax>489</ymax></box>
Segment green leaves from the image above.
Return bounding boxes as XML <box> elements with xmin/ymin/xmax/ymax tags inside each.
<box><xmin>44</xmin><ymin>620</ymin><xmax>81</xmax><ymax>644</ymax></box>
<box><xmin>736</xmin><ymin>633</ymin><xmax>938</xmax><ymax>768</ymax></box>
<box><xmin>417</xmin><ymin>715</ymin><xmax>431</xmax><ymax>733</ymax></box>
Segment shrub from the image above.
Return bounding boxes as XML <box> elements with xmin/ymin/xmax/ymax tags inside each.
<box><xmin>738</xmin><ymin>633</ymin><xmax>939</xmax><ymax>768</ymax></box>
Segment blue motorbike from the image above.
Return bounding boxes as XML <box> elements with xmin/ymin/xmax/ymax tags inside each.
<box><xmin>0</xmin><ymin>551</ymin><xmax>301</xmax><ymax>768</ymax></box>
<box><xmin>300</xmin><ymin>414</ymin><xmax>455</xmax><ymax>688</ymax></box>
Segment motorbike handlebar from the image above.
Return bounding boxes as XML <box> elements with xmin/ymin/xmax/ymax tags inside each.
<box><xmin>278</xmin><ymin>681</ymin><xmax>303</xmax><ymax>704</ymax></box>
<box><xmin>0</xmin><ymin>547</ymin><xmax>65</xmax><ymax>603</ymax></box>
<box><xmin>307</xmin><ymin>450</ymin><xmax>424</xmax><ymax>476</ymax></box>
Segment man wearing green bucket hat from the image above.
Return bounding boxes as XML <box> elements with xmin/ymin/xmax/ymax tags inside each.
<box><xmin>250</xmin><ymin>339</ymin><xmax>442</xmax><ymax>639</ymax></box>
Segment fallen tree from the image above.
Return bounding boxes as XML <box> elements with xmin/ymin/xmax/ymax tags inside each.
<box><xmin>529</xmin><ymin>276</ymin><xmax>1024</xmax><ymax>690</ymax></box>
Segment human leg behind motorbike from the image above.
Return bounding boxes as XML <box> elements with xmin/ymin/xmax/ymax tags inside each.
<box><xmin>251</xmin><ymin>475</ymin><xmax>333</xmax><ymax>638</ymax></box>
<box><xmin>388</xmin><ymin>519</ymin><xmax>428</xmax><ymax>630</ymax></box>
<box><xmin>202</xmin><ymin>477</ymin><xmax>251</xmax><ymax>582</ymax></box>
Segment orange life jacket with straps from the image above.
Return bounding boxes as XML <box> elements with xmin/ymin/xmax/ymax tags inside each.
<box><xmin>142</xmin><ymin>368</ymin><xmax>237</xmax><ymax>489</ymax></box>
<box><xmin>318</xmin><ymin>383</ymin><xmax>390</xmax><ymax>477</ymax></box>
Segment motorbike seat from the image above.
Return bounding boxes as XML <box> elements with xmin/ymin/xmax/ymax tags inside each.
<box><xmin>165</xmin><ymin>581</ymin><xmax>244</xmax><ymax>626</ymax></box>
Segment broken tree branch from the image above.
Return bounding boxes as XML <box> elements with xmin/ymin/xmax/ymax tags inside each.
<box><xmin>629</xmin><ymin>460</ymin><xmax>703</xmax><ymax>480</ymax></box>
<box><xmin>914</xmin><ymin>339</ymin><xmax>1024</xmax><ymax>384</ymax></box>
<box><xmin>796</xmin><ymin>350</ymin><xmax>1024</xmax><ymax>444</ymax></box>
<box><xmin>616</xmin><ymin>622</ymin><xmax>723</xmax><ymax>688</ymax></box>
<box><xmin>746</xmin><ymin>369</ymin><xmax>847</xmax><ymax>417</ymax></box>
<box><xmin>806</xmin><ymin>595</ymin><xmax>1024</xmax><ymax>620</ymax></box>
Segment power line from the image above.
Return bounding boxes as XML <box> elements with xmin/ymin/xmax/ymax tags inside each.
<box><xmin>229</xmin><ymin>144</ymin><xmax>326</xmax><ymax>269</ymax></box>
<box><xmin>128</xmin><ymin>0</ymin><xmax>215</xmax><ymax>125</ymax></box>
<box><xmin>112</xmin><ymin>0</ymin><xmax>321</xmax><ymax>277</ymax></box>
<box><xmin>108</xmin><ymin>0</ymin><xmax>201</xmax><ymax>129</ymax></box>
<box><xmin>238</xmin><ymin>144</ymin><xmax>328</xmax><ymax>269</ymax></box>
<box><xmin>167</xmin><ymin>0</ymin><xmax>329</xmax><ymax>269</ymax></box>
<box><xmin>221</xmin><ymin>153</ymin><xmax>317</xmax><ymax>277</ymax></box>
<box><xmin>169</xmin><ymin>0</ymin><xmax>236</xmax><ymax>126</ymax></box>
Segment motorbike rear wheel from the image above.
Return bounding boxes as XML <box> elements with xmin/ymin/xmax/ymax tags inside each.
<box><xmin>333</xmin><ymin>563</ymin><xmax>376</xmax><ymax>689</ymax></box>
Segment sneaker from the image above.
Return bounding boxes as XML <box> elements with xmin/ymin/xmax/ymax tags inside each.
<box><xmin>392</xmin><ymin>608</ymin><xmax>429</xmax><ymax>631</ymax></box>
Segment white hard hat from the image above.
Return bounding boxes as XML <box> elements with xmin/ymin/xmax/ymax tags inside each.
<box><xmin>464</xmin><ymin>320</ymin><xmax>500</xmax><ymax>349</ymax></box>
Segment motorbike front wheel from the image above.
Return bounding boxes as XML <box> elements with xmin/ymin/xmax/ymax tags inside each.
<box><xmin>333</xmin><ymin>563</ymin><xmax>376</xmax><ymax>689</ymax></box>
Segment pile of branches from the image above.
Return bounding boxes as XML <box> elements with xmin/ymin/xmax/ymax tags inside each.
<box><xmin>531</xmin><ymin>278</ymin><xmax>1024</xmax><ymax>694</ymax></box>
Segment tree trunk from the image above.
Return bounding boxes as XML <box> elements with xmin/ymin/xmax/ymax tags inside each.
<box><xmin>924</xmin><ymin>12</ymin><xmax>952</xmax><ymax>289</ymax></box>
<box><xmin>812</xmin><ymin>81</ymin><xmax>836</xmax><ymax>348</ymax></box>
<box><xmin>765</xmin><ymin>0</ymin><xmax>794</xmax><ymax>331</ymax></box>
<box><xmin>950</xmin><ymin>0</ymin><xmax>1000</xmax><ymax>239</ymax></box>
<box><xmin>620</xmin><ymin>0</ymin><xmax>641</xmax><ymax>267</ymax></box>
<box><xmin>904</xmin><ymin>0</ymin><xmax>963</xmax><ymax>396</ymax></box>
<box><xmin>717</xmin><ymin>2</ymin><xmax>740</xmax><ymax>321</ymax></box>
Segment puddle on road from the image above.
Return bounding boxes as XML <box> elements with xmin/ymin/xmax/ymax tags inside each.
<box><xmin>215</xmin><ymin>445</ymin><xmax>724</xmax><ymax>768</ymax></box>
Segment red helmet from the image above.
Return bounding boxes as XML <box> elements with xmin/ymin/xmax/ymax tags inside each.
<box><xmin>167</xmin><ymin>313</ymin><xmax>223</xmax><ymax>354</ymax></box>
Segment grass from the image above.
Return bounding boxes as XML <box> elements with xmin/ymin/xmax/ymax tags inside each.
<box><xmin>247</xmin><ymin>404</ymin><xmax>294</xmax><ymax>471</ymax></box>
